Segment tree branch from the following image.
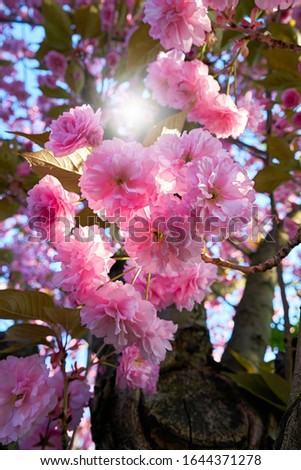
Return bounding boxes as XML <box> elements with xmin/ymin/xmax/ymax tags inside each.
<box><xmin>227</xmin><ymin>138</ymin><xmax>267</xmax><ymax>161</ymax></box>
<box><xmin>213</xmin><ymin>22</ymin><xmax>301</xmax><ymax>54</ymax></box>
<box><xmin>201</xmin><ymin>225</ymin><xmax>301</xmax><ymax>275</ymax></box>
<box><xmin>0</xmin><ymin>16</ymin><xmax>39</xmax><ymax>27</ymax></box>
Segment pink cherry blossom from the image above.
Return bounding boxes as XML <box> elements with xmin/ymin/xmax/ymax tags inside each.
<box><xmin>80</xmin><ymin>281</ymin><xmax>152</xmax><ymax>351</ymax></box>
<box><xmin>135</xmin><ymin>313</ymin><xmax>178</xmax><ymax>364</ymax></box>
<box><xmin>101</xmin><ymin>0</ymin><xmax>116</xmax><ymax>32</ymax></box>
<box><xmin>237</xmin><ymin>91</ymin><xmax>265</xmax><ymax>133</ymax></box>
<box><xmin>38</xmin><ymin>74</ymin><xmax>57</xmax><ymax>89</ymax></box>
<box><xmin>191</xmin><ymin>93</ymin><xmax>249</xmax><ymax>139</ymax></box>
<box><xmin>145</xmin><ymin>50</ymin><xmax>188</xmax><ymax>108</ymax></box>
<box><xmin>169</xmin><ymin>61</ymin><xmax>218</xmax><ymax>111</ymax></box>
<box><xmin>203</xmin><ymin>0</ymin><xmax>238</xmax><ymax>9</ymax></box>
<box><xmin>124</xmin><ymin>260</ymin><xmax>217</xmax><ymax>312</ymax></box>
<box><xmin>293</xmin><ymin>7</ymin><xmax>301</xmax><ymax>29</ymax></box>
<box><xmin>146</xmin><ymin>50</ymin><xmax>219</xmax><ymax>111</ymax></box>
<box><xmin>0</xmin><ymin>355</ymin><xmax>57</xmax><ymax>445</ymax></box>
<box><xmin>45</xmin><ymin>105</ymin><xmax>104</xmax><ymax>157</ymax></box>
<box><xmin>293</xmin><ymin>111</ymin><xmax>301</xmax><ymax>127</ymax></box>
<box><xmin>16</xmin><ymin>160</ymin><xmax>31</xmax><ymax>177</ymax></box>
<box><xmin>80</xmin><ymin>281</ymin><xmax>177</xmax><ymax>363</ymax></box>
<box><xmin>116</xmin><ymin>345</ymin><xmax>160</xmax><ymax>394</ymax></box>
<box><xmin>146</xmin><ymin>52</ymin><xmax>248</xmax><ymax>138</ymax></box>
<box><xmin>19</xmin><ymin>419</ymin><xmax>63</xmax><ymax>450</ymax></box>
<box><xmin>123</xmin><ymin>195</ymin><xmax>202</xmax><ymax>274</ymax></box>
<box><xmin>255</xmin><ymin>0</ymin><xmax>297</xmax><ymax>10</ymax></box>
<box><xmin>184</xmin><ymin>155</ymin><xmax>255</xmax><ymax>232</ymax></box>
<box><xmin>26</xmin><ymin>175</ymin><xmax>78</xmax><ymax>241</ymax></box>
<box><xmin>19</xmin><ymin>373</ymin><xmax>91</xmax><ymax>449</ymax></box>
<box><xmin>152</xmin><ymin>128</ymin><xmax>228</xmax><ymax>195</ymax></box>
<box><xmin>143</xmin><ymin>0</ymin><xmax>211</xmax><ymax>53</ymax></box>
<box><xmin>44</xmin><ymin>50</ymin><xmax>67</xmax><ymax>77</ymax></box>
<box><xmin>282</xmin><ymin>88</ymin><xmax>300</xmax><ymax>108</ymax></box>
<box><xmin>53</xmin><ymin>225</ymin><xmax>115</xmax><ymax>305</ymax></box>
<box><xmin>50</xmin><ymin>372</ymin><xmax>91</xmax><ymax>429</ymax></box>
<box><xmin>79</xmin><ymin>138</ymin><xmax>157</xmax><ymax>221</ymax></box>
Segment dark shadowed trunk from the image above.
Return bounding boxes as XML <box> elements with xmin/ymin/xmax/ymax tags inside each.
<box><xmin>90</xmin><ymin>244</ymin><xmax>280</xmax><ymax>451</ymax></box>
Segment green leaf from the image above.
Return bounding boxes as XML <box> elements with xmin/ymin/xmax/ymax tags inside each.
<box><xmin>253</xmin><ymin>165</ymin><xmax>292</xmax><ymax>193</ymax></box>
<box><xmin>259</xmin><ymin>371</ymin><xmax>290</xmax><ymax>405</ymax></box>
<box><xmin>45</xmin><ymin>307</ymin><xmax>87</xmax><ymax>338</ymax></box>
<box><xmin>0</xmin><ymin>59</ymin><xmax>13</xmax><ymax>67</ymax></box>
<box><xmin>35</xmin><ymin>38</ymin><xmax>59</xmax><ymax>63</ymax></box>
<box><xmin>0</xmin><ymin>249</ymin><xmax>14</xmax><ymax>263</ymax></box>
<box><xmin>230</xmin><ymin>349</ymin><xmax>258</xmax><ymax>373</ymax></box>
<box><xmin>39</xmin><ymin>85</ymin><xmax>71</xmax><ymax>100</ymax></box>
<box><xmin>2</xmin><ymin>324</ymin><xmax>54</xmax><ymax>346</ymax></box>
<box><xmin>127</xmin><ymin>23</ymin><xmax>161</xmax><ymax>72</ymax></box>
<box><xmin>267</xmin><ymin>22</ymin><xmax>300</xmax><ymax>45</ymax></box>
<box><xmin>234</xmin><ymin>0</ymin><xmax>256</xmax><ymax>22</ymax></box>
<box><xmin>246</xmin><ymin>40</ymin><xmax>264</xmax><ymax>67</ymax></box>
<box><xmin>42</xmin><ymin>0</ymin><xmax>72</xmax><ymax>50</ymax></box>
<box><xmin>23</xmin><ymin>173</ymin><xmax>39</xmax><ymax>191</ymax></box>
<box><xmin>143</xmin><ymin>109</ymin><xmax>189</xmax><ymax>147</ymax></box>
<box><xmin>65</xmin><ymin>61</ymin><xmax>85</xmax><ymax>94</ymax></box>
<box><xmin>267</xmin><ymin>135</ymin><xmax>296</xmax><ymax>166</ymax></box>
<box><xmin>44</xmin><ymin>22</ymin><xmax>71</xmax><ymax>50</ymax></box>
<box><xmin>46</xmin><ymin>104</ymin><xmax>70</xmax><ymax>120</ymax></box>
<box><xmin>259</xmin><ymin>71</ymin><xmax>300</xmax><ymax>91</ymax></box>
<box><xmin>263</xmin><ymin>49</ymin><xmax>300</xmax><ymax>77</ymax></box>
<box><xmin>22</xmin><ymin>148</ymin><xmax>89</xmax><ymax>193</ymax></box>
<box><xmin>269</xmin><ymin>323</ymin><xmax>285</xmax><ymax>352</ymax></box>
<box><xmin>225</xmin><ymin>372</ymin><xmax>286</xmax><ymax>411</ymax></box>
<box><xmin>8</xmin><ymin>131</ymin><xmax>50</xmax><ymax>148</ymax></box>
<box><xmin>76</xmin><ymin>205</ymin><xmax>106</xmax><ymax>228</ymax></box>
<box><xmin>0</xmin><ymin>141</ymin><xmax>19</xmax><ymax>175</ymax></box>
<box><xmin>0</xmin><ymin>199</ymin><xmax>19</xmax><ymax>220</ymax></box>
<box><xmin>0</xmin><ymin>343</ymin><xmax>30</xmax><ymax>354</ymax></box>
<box><xmin>74</xmin><ymin>5</ymin><xmax>101</xmax><ymax>39</ymax></box>
<box><xmin>42</xmin><ymin>0</ymin><xmax>72</xmax><ymax>36</ymax></box>
<box><xmin>0</xmin><ymin>289</ymin><xmax>54</xmax><ymax>322</ymax></box>
<box><xmin>220</xmin><ymin>30</ymin><xmax>243</xmax><ymax>49</ymax></box>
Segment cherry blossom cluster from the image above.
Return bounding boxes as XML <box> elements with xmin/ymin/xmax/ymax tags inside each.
<box><xmin>145</xmin><ymin>50</ymin><xmax>248</xmax><ymax>139</ymax></box>
<box><xmin>0</xmin><ymin>354</ymin><xmax>91</xmax><ymax>447</ymax></box>
<box><xmin>1</xmin><ymin>0</ymin><xmax>301</xmax><ymax>453</ymax></box>
<box><xmin>24</xmin><ymin>103</ymin><xmax>256</xmax><ymax>398</ymax></box>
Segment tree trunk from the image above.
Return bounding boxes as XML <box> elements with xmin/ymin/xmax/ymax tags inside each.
<box><xmin>90</xmin><ymin>302</ymin><xmax>279</xmax><ymax>450</ymax></box>
<box><xmin>222</xmin><ymin>238</ymin><xmax>277</xmax><ymax>371</ymax></box>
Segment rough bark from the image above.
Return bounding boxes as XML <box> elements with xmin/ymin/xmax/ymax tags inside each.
<box><xmin>90</xmin><ymin>305</ymin><xmax>279</xmax><ymax>450</ymax></box>
<box><xmin>221</xmin><ymin>238</ymin><xmax>277</xmax><ymax>371</ymax></box>
<box><xmin>275</xmin><ymin>315</ymin><xmax>301</xmax><ymax>449</ymax></box>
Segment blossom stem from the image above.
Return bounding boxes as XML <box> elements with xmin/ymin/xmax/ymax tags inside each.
<box><xmin>97</xmin><ymin>266</ymin><xmax>136</xmax><ymax>289</ymax></box>
<box><xmin>145</xmin><ymin>273</ymin><xmax>152</xmax><ymax>300</ymax></box>
<box><xmin>131</xmin><ymin>267</ymin><xmax>142</xmax><ymax>285</ymax></box>
<box><xmin>99</xmin><ymin>361</ymin><xmax>117</xmax><ymax>368</ymax></box>
<box><xmin>60</xmin><ymin>351</ymin><xmax>70</xmax><ymax>450</ymax></box>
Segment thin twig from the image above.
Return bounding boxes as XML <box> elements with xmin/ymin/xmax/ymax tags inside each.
<box><xmin>0</xmin><ymin>16</ymin><xmax>39</xmax><ymax>27</ymax></box>
<box><xmin>227</xmin><ymin>138</ymin><xmax>267</xmax><ymax>161</ymax></box>
<box><xmin>201</xmin><ymin>225</ymin><xmax>301</xmax><ymax>274</ymax></box>
<box><xmin>213</xmin><ymin>22</ymin><xmax>301</xmax><ymax>54</ymax></box>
